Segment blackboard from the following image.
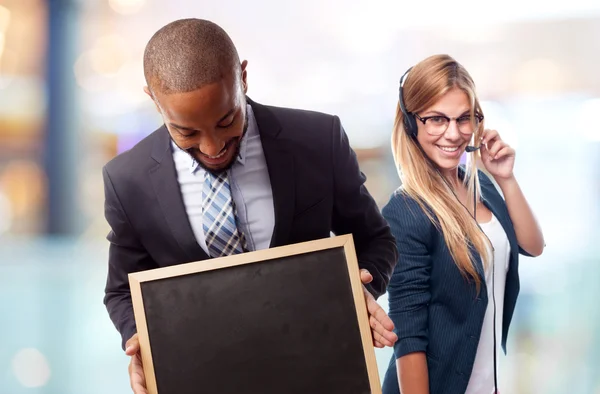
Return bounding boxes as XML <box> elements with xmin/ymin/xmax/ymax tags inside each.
<box><xmin>129</xmin><ymin>234</ymin><xmax>381</xmax><ymax>394</ymax></box>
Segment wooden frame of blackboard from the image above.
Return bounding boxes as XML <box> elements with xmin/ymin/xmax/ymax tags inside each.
<box><xmin>129</xmin><ymin>234</ymin><xmax>381</xmax><ymax>394</ymax></box>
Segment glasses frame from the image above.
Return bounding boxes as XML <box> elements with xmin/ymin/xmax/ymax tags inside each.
<box><xmin>414</xmin><ymin>113</ymin><xmax>484</xmax><ymax>135</ymax></box>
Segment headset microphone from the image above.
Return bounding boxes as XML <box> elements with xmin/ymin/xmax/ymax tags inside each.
<box><xmin>465</xmin><ymin>145</ymin><xmax>481</xmax><ymax>153</ymax></box>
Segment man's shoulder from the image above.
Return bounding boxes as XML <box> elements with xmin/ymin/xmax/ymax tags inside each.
<box><xmin>103</xmin><ymin>125</ymin><xmax>167</xmax><ymax>178</ymax></box>
<box><xmin>265</xmin><ymin>103</ymin><xmax>334</xmax><ymax>121</ymax></box>
<box><xmin>256</xmin><ymin>101</ymin><xmax>338</xmax><ymax>135</ymax></box>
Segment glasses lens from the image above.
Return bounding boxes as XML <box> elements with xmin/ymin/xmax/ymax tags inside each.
<box><xmin>456</xmin><ymin>115</ymin><xmax>480</xmax><ymax>134</ymax></box>
<box><xmin>424</xmin><ymin>116</ymin><xmax>449</xmax><ymax>135</ymax></box>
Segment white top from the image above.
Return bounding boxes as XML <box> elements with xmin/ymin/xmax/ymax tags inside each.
<box><xmin>465</xmin><ymin>213</ymin><xmax>511</xmax><ymax>394</ymax></box>
<box><xmin>172</xmin><ymin>104</ymin><xmax>275</xmax><ymax>254</ymax></box>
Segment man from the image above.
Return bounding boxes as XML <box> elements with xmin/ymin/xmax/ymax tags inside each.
<box><xmin>103</xmin><ymin>18</ymin><xmax>398</xmax><ymax>393</ymax></box>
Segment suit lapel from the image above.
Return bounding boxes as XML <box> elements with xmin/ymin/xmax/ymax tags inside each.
<box><xmin>456</xmin><ymin>167</ymin><xmax>486</xmax><ymax>279</ymax></box>
<box><xmin>480</xmin><ymin>180</ymin><xmax>519</xmax><ymax>263</ymax></box>
<box><xmin>148</xmin><ymin>126</ymin><xmax>208</xmax><ymax>262</ymax></box>
<box><xmin>249</xmin><ymin>98</ymin><xmax>295</xmax><ymax>248</ymax></box>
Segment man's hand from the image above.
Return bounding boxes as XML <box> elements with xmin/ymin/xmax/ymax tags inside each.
<box><xmin>126</xmin><ymin>334</ymin><xmax>148</xmax><ymax>394</ymax></box>
<box><xmin>360</xmin><ymin>269</ymin><xmax>398</xmax><ymax>348</ymax></box>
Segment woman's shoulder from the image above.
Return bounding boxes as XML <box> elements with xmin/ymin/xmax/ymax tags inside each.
<box><xmin>382</xmin><ymin>187</ymin><xmax>436</xmax><ymax>234</ymax></box>
<box><xmin>383</xmin><ymin>187</ymin><xmax>422</xmax><ymax>213</ymax></box>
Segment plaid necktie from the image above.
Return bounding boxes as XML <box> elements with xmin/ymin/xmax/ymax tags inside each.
<box><xmin>202</xmin><ymin>171</ymin><xmax>247</xmax><ymax>257</ymax></box>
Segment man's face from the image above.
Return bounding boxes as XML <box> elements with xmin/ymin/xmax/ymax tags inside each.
<box><xmin>147</xmin><ymin>65</ymin><xmax>249</xmax><ymax>174</ymax></box>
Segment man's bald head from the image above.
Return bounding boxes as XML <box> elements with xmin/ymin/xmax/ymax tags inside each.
<box><xmin>143</xmin><ymin>18</ymin><xmax>241</xmax><ymax>95</ymax></box>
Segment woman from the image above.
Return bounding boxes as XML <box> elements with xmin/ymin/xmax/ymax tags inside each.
<box><xmin>381</xmin><ymin>54</ymin><xmax>544</xmax><ymax>394</ymax></box>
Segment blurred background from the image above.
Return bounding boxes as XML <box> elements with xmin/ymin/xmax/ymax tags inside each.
<box><xmin>0</xmin><ymin>0</ymin><xmax>598</xmax><ymax>393</ymax></box>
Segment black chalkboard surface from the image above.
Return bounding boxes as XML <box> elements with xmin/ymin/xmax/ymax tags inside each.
<box><xmin>129</xmin><ymin>234</ymin><xmax>381</xmax><ymax>394</ymax></box>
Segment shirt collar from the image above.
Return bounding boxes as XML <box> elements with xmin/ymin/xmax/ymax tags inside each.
<box><xmin>170</xmin><ymin>104</ymin><xmax>257</xmax><ymax>174</ymax></box>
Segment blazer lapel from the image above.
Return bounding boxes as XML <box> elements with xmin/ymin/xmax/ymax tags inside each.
<box><xmin>148</xmin><ymin>126</ymin><xmax>209</xmax><ymax>262</ymax></box>
<box><xmin>249</xmin><ymin>98</ymin><xmax>295</xmax><ymax>248</ymax></box>
<box><xmin>457</xmin><ymin>167</ymin><xmax>486</xmax><ymax>279</ymax></box>
<box><xmin>480</xmin><ymin>180</ymin><xmax>519</xmax><ymax>263</ymax></box>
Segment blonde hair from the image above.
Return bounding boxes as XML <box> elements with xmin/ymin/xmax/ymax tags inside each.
<box><xmin>392</xmin><ymin>54</ymin><xmax>489</xmax><ymax>291</ymax></box>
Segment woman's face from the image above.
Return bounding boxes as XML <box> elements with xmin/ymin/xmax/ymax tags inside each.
<box><xmin>415</xmin><ymin>87</ymin><xmax>476</xmax><ymax>175</ymax></box>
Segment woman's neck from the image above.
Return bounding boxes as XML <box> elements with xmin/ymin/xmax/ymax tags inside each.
<box><xmin>439</xmin><ymin>167</ymin><xmax>461</xmax><ymax>190</ymax></box>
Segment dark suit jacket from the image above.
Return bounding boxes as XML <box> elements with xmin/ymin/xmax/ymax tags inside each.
<box><xmin>102</xmin><ymin>98</ymin><xmax>398</xmax><ymax>348</ymax></box>
<box><xmin>381</xmin><ymin>169</ymin><xmax>532</xmax><ymax>394</ymax></box>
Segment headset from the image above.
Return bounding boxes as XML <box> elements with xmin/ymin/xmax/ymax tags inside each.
<box><xmin>398</xmin><ymin>66</ymin><xmax>499</xmax><ymax>392</ymax></box>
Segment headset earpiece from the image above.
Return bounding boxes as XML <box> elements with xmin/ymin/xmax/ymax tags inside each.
<box><xmin>403</xmin><ymin>110</ymin><xmax>418</xmax><ymax>138</ymax></box>
<box><xmin>398</xmin><ymin>67</ymin><xmax>418</xmax><ymax>138</ymax></box>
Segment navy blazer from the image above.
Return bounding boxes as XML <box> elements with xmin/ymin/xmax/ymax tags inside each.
<box><xmin>381</xmin><ymin>169</ymin><xmax>532</xmax><ymax>394</ymax></box>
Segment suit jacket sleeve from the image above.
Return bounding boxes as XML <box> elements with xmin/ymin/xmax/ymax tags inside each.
<box><xmin>382</xmin><ymin>193</ymin><xmax>433</xmax><ymax>359</ymax></box>
<box><xmin>330</xmin><ymin>116</ymin><xmax>398</xmax><ymax>298</ymax></box>
<box><xmin>103</xmin><ymin>166</ymin><xmax>158</xmax><ymax>349</ymax></box>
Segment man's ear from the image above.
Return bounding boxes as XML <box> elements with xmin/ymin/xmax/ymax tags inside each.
<box><xmin>240</xmin><ymin>60</ymin><xmax>248</xmax><ymax>94</ymax></box>
<box><xmin>144</xmin><ymin>86</ymin><xmax>161</xmax><ymax>113</ymax></box>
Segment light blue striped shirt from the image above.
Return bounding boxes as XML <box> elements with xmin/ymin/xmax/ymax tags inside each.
<box><xmin>172</xmin><ymin>105</ymin><xmax>275</xmax><ymax>253</ymax></box>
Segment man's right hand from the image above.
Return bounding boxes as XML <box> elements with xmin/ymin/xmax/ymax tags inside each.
<box><xmin>126</xmin><ymin>334</ymin><xmax>148</xmax><ymax>394</ymax></box>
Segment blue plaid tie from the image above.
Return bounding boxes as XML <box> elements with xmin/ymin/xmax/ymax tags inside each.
<box><xmin>202</xmin><ymin>171</ymin><xmax>247</xmax><ymax>257</ymax></box>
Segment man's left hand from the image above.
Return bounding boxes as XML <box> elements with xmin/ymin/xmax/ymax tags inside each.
<box><xmin>360</xmin><ymin>269</ymin><xmax>398</xmax><ymax>348</ymax></box>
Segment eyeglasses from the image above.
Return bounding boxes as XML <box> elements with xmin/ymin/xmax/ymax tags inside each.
<box><xmin>413</xmin><ymin>113</ymin><xmax>484</xmax><ymax>136</ymax></box>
